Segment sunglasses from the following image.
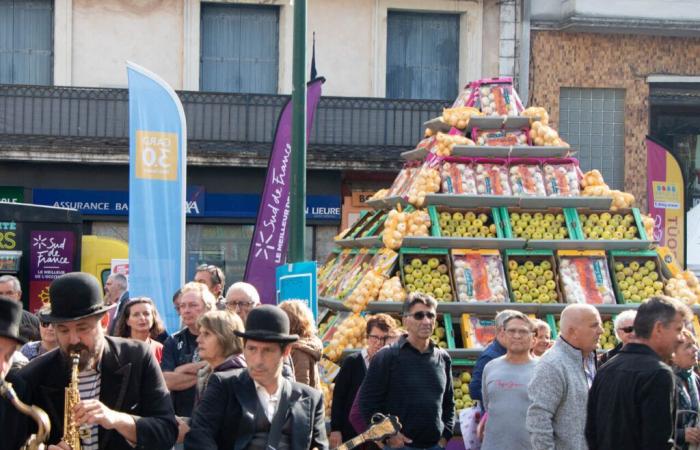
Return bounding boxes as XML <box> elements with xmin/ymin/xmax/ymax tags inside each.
<box><xmin>405</xmin><ymin>311</ymin><xmax>436</xmax><ymax>321</ymax></box>
<box><xmin>620</xmin><ymin>326</ymin><xmax>635</xmax><ymax>334</ymax></box>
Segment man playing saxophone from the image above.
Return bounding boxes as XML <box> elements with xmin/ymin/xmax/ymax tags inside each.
<box><xmin>0</xmin><ymin>296</ymin><xmax>30</xmax><ymax>450</ymax></box>
<box><xmin>16</xmin><ymin>272</ymin><xmax>178</xmax><ymax>450</ymax></box>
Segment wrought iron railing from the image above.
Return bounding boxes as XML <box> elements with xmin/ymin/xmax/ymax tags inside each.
<box><xmin>0</xmin><ymin>84</ymin><xmax>450</xmax><ymax>151</ymax></box>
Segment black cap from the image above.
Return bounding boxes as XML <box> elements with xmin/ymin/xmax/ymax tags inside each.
<box><xmin>39</xmin><ymin>272</ymin><xmax>114</xmax><ymax>324</ymax></box>
<box><xmin>0</xmin><ymin>297</ymin><xmax>26</xmax><ymax>345</ymax></box>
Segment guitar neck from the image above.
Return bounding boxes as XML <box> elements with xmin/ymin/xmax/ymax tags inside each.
<box><xmin>335</xmin><ymin>432</ymin><xmax>369</xmax><ymax>450</ymax></box>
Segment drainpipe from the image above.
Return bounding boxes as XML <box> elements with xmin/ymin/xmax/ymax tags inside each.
<box><xmin>519</xmin><ymin>0</ymin><xmax>531</xmax><ymax>106</ymax></box>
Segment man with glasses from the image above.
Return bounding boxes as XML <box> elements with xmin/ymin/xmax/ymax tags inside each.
<box><xmin>0</xmin><ymin>275</ymin><xmax>40</xmax><ymax>342</ymax></box>
<box><xmin>599</xmin><ymin>309</ymin><xmax>637</xmax><ymax>366</ymax></box>
<box><xmin>330</xmin><ymin>313</ymin><xmax>397</xmax><ymax>448</ymax></box>
<box><xmin>359</xmin><ymin>293</ymin><xmax>454</xmax><ymax>450</ymax></box>
<box><xmin>469</xmin><ymin>309</ymin><xmax>519</xmax><ymax>409</ymax></box>
<box><xmin>480</xmin><ymin>312</ymin><xmax>537</xmax><ymax>449</ymax></box>
<box><xmin>194</xmin><ymin>264</ymin><xmax>226</xmax><ymax>307</ymax></box>
<box><xmin>224</xmin><ymin>282</ymin><xmax>261</xmax><ymax>322</ymax></box>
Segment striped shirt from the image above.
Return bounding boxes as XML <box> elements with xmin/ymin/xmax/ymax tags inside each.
<box><xmin>78</xmin><ymin>369</ymin><xmax>101</xmax><ymax>450</ymax></box>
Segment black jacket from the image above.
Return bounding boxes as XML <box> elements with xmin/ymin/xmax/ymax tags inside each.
<box><xmin>597</xmin><ymin>342</ymin><xmax>622</xmax><ymax>366</ymax></box>
<box><xmin>331</xmin><ymin>352</ymin><xmax>367</xmax><ymax>441</ymax></box>
<box><xmin>0</xmin><ymin>370</ymin><xmax>29</xmax><ymax>450</ymax></box>
<box><xmin>20</xmin><ymin>310</ymin><xmax>40</xmax><ymax>343</ymax></box>
<box><xmin>184</xmin><ymin>369</ymin><xmax>328</xmax><ymax>450</ymax></box>
<box><xmin>586</xmin><ymin>343</ymin><xmax>676</xmax><ymax>450</ymax></box>
<box><xmin>17</xmin><ymin>336</ymin><xmax>177</xmax><ymax>450</ymax></box>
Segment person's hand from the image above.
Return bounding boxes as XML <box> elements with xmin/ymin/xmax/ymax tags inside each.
<box><xmin>176</xmin><ymin>416</ymin><xmax>190</xmax><ymax>444</ymax></box>
<box><xmin>47</xmin><ymin>443</ymin><xmax>71</xmax><ymax>450</ymax></box>
<box><xmin>437</xmin><ymin>437</ymin><xmax>447</xmax><ymax>448</ymax></box>
<box><xmin>382</xmin><ymin>432</ymin><xmax>412</xmax><ymax>449</ymax></box>
<box><xmin>686</xmin><ymin>427</ymin><xmax>700</xmax><ymax>444</ymax></box>
<box><xmin>73</xmin><ymin>399</ymin><xmax>124</xmax><ymax>429</ymax></box>
<box><xmin>329</xmin><ymin>431</ymin><xmax>343</xmax><ymax>449</ymax></box>
<box><xmin>477</xmin><ymin>416</ymin><xmax>485</xmax><ymax>441</ymax></box>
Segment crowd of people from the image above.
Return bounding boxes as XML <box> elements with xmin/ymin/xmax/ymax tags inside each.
<box><xmin>0</xmin><ymin>264</ymin><xmax>698</xmax><ymax>450</ymax></box>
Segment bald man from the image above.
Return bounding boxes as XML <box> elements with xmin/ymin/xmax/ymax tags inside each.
<box><xmin>526</xmin><ymin>304</ymin><xmax>603</xmax><ymax>450</ymax></box>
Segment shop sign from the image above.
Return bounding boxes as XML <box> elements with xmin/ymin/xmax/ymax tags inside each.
<box><xmin>0</xmin><ymin>222</ymin><xmax>17</xmax><ymax>250</ymax></box>
<box><xmin>28</xmin><ymin>230</ymin><xmax>77</xmax><ymax>312</ymax></box>
<box><xmin>0</xmin><ymin>186</ymin><xmax>23</xmax><ymax>203</ymax></box>
<box><xmin>350</xmin><ymin>191</ymin><xmax>376</xmax><ymax>207</ymax></box>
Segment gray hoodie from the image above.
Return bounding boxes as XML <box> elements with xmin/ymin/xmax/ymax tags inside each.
<box><xmin>526</xmin><ymin>337</ymin><xmax>592</xmax><ymax>450</ymax></box>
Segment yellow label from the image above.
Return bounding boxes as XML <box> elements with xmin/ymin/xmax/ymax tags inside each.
<box><xmin>135</xmin><ymin>130</ymin><xmax>178</xmax><ymax>180</ymax></box>
<box><xmin>557</xmin><ymin>250</ymin><xmax>605</xmax><ymax>257</ymax></box>
<box><xmin>461</xmin><ymin>314</ymin><xmax>472</xmax><ymax>348</ymax></box>
<box><xmin>657</xmin><ymin>246</ymin><xmax>683</xmax><ymax>277</ymax></box>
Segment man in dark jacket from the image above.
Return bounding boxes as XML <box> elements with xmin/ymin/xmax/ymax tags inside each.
<box><xmin>185</xmin><ymin>305</ymin><xmax>328</xmax><ymax>450</ymax></box>
<box><xmin>17</xmin><ymin>272</ymin><xmax>178</xmax><ymax>450</ymax></box>
<box><xmin>0</xmin><ymin>275</ymin><xmax>40</xmax><ymax>342</ymax></box>
<box><xmin>586</xmin><ymin>296</ymin><xmax>692</xmax><ymax>450</ymax></box>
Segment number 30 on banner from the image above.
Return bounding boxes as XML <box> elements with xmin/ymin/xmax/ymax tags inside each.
<box><xmin>135</xmin><ymin>130</ymin><xmax>178</xmax><ymax>181</ymax></box>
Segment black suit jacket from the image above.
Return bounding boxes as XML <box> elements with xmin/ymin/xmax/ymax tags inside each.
<box><xmin>185</xmin><ymin>369</ymin><xmax>328</xmax><ymax>450</ymax></box>
<box><xmin>331</xmin><ymin>352</ymin><xmax>367</xmax><ymax>441</ymax></box>
<box><xmin>17</xmin><ymin>336</ymin><xmax>177</xmax><ymax>450</ymax></box>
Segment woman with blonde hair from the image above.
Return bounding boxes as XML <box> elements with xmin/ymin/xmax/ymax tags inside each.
<box><xmin>195</xmin><ymin>310</ymin><xmax>246</xmax><ymax>402</ymax></box>
<box><xmin>673</xmin><ymin>328</ymin><xmax>700</xmax><ymax>449</ymax></box>
<box><xmin>114</xmin><ymin>297</ymin><xmax>166</xmax><ymax>363</ymax></box>
<box><xmin>280</xmin><ymin>300</ymin><xmax>323</xmax><ymax>389</ymax></box>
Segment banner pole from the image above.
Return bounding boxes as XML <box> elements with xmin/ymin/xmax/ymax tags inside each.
<box><xmin>289</xmin><ymin>0</ymin><xmax>307</xmax><ymax>263</ymax></box>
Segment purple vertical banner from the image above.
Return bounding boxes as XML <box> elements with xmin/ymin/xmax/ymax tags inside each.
<box><xmin>29</xmin><ymin>231</ymin><xmax>76</xmax><ymax>312</ymax></box>
<box><xmin>244</xmin><ymin>78</ymin><xmax>325</xmax><ymax>303</ymax></box>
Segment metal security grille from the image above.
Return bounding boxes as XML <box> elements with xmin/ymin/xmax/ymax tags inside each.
<box><xmin>559</xmin><ymin>88</ymin><xmax>625</xmax><ymax>190</ymax></box>
<box><xmin>0</xmin><ymin>0</ymin><xmax>53</xmax><ymax>85</ymax></box>
<box><xmin>386</xmin><ymin>11</ymin><xmax>459</xmax><ymax>100</ymax></box>
<box><xmin>200</xmin><ymin>3</ymin><xmax>279</xmax><ymax>94</ymax></box>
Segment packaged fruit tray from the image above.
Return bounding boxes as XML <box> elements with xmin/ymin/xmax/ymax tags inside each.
<box><xmin>401</xmin><ymin>206</ymin><xmax>526</xmax><ymax>250</ymax></box>
<box><xmin>556</xmin><ymin>250</ymin><xmax>617</xmax><ymax>305</ymax></box>
<box><xmin>318</xmin><ymin>250</ymin><xmax>353</xmax><ymax>295</ymax></box>
<box><xmin>504</xmin><ymin>249</ymin><xmax>562</xmax><ymax>303</ymax></box>
<box><xmin>569</xmin><ymin>208</ymin><xmax>655</xmax><ymax>251</ymax></box>
<box><xmin>324</xmin><ymin>249</ymin><xmax>376</xmax><ymax>300</ymax></box>
<box><xmin>609</xmin><ymin>250</ymin><xmax>665</xmax><ymax>304</ymax></box>
<box><xmin>451</xmin><ymin>249</ymin><xmax>509</xmax><ymax>303</ymax></box>
<box><xmin>461</xmin><ymin>313</ymin><xmax>497</xmax><ymax>348</ymax></box>
<box><xmin>399</xmin><ymin>248</ymin><xmax>455</xmax><ymax>302</ymax></box>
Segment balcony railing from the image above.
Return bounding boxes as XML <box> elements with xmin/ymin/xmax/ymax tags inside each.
<box><xmin>0</xmin><ymin>84</ymin><xmax>450</xmax><ymax>154</ymax></box>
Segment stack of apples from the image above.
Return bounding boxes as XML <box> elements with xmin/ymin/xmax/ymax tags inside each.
<box><xmin>508</xmin><ymin>259</ymin><xmax>559</xmax><ymax>303</ymax></box>
<box><xmin>665</xmin><ymin>271</ymin><xmax>700</xmax><ymax>305</ymax></box>
<box><xmin>431</xmin><ymin>319</ymin><xmax>448</xmax><ymax>348</ymax></box>
<box><xmin>435</xmin><ymin>132</ymin><xmax>475</xmax><ymax>156</ymax></box>
<box><xmin>441</xmin><ymin>106</ymin><xmax>481</xmax><ymax>129</ymax></box>
<box><xmin>408</xmin><ymin>167</ymin><xmax>441</xmax><ymax>207</ymax></box>
<box><xmin>439</xmin><ymin>210</ymin><xmax>498</xmax><ymax>238</ymax></box>
<box><xmin>382</xmin><ymin>208</ymin><xmax>431</xmax><ymax>250</ymax></box>
<box><xmin>613</xmin><ymin>260</ymin><xmax>664</xmax><ymax>303</ymax></box>
<box><xmin>509</xmin><ymin>212</ymin><xmax>569</xmax><ymax>240</ymax></box>
<box><xmin>598</xmin><ymin>320</ymin><xmax>618</xmax><ymax>351</ymax></box>
<box><xmin>579</xmin><ymin>212</ymin><xmax>639</xmax><ymax>240</ymax></box>
<box><xmin>403</xmin><ymin>257</ymin><xmax>453</xmax><ymax>302</ymax></box>
<box><xmin>453</xmin><ymin>372</ymin><xmax>474</xmax><ymax>411</ymax></box>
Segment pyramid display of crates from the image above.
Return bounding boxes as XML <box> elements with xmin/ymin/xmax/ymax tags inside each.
<box><xmin>315</xmin><ymin>77</ymin><xmax>700</xmax><ymax>414</ymax></box>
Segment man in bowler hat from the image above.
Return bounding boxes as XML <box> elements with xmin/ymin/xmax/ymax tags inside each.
<box><xmin>0</xmin><ymin>296</ymin><xmax>30</xmax><ymax>450</ymax></box>
<box><xmin>185</xmin><ymin>304</ymin><xmax>328</xmax><ymax>450</ymax></box>
<box><xmin>17</xmin><ymin>272</ymin><xmax>177</xmax><ymax>450</ymax></box>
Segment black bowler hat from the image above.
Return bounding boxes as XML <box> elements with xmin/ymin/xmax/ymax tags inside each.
<box><xmin>235</xmin><ymin>305</ymin><xmax>299</xmax><ymax>343</ymax></box>
<box><xmin>0</xmin><ymin>297</ymin><xmax>26</xmax><ymax>345</ymax></box>
<box><xmin>39</xmin><ymin>272</ymin><xmax>115</xmax><ymax>323</ymax></box>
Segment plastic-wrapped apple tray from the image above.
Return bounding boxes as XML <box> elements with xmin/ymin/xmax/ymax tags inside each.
<box><xmin>555</xmin><ymin>250</ymin><xmax>617</xmax><ymax>305</ymax></box>
<box><xmin>608</xmin><ymin>250</ymin><xmax>666</xmax><ymax>305</ymax></box>
<box><xmin>503</xmin><ymin>249</ymin><xmax>563</xmax><ymax>304</ymax></box>
<box><xmin>398</xmin><ymin>247</ymin><xmax>456</xmax><ymax>303</ymax></box>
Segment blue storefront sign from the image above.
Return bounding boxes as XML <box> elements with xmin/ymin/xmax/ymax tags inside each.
<box><xmin>32</xmin><ymin>188</ymin><xmax>341</xmax><ymax>221</ymax></box>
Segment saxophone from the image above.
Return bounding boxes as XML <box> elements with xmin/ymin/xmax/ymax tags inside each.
<box><xmin>63</xmin><ymin>353</ymin><xmax>90</xmax><ymax>450</ymax></box>
<box><xmin>0</xmin><ymin>378</ymin><xmax>51</xmax><ymax>450</ymax></box>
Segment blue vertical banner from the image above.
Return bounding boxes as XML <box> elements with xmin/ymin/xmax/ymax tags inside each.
<box><xmin>275</xmin><ymin>261</ymin><xmax>318</xmax><ymax>320</ymax></box>
<box><xmin>127</xmin><ymin>62</ymin><xmax>186</xmax><ymax>333</ymax></box>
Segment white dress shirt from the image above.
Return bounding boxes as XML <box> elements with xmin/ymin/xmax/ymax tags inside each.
<box><xmin>253</xmin><ymin>377</ymin><xmax>284</xmax><ymax>422</ymax></box>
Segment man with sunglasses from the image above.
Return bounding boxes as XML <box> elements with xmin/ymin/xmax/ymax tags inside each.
<box><xmin>599</xmin><ymin>309</ymin><xmax>636</xmax><ymax>366</ymax></box>
<box><xmin>359</xmin><ymin>293</ymin><xmax>454</xmax><ymax>450</ymax></box>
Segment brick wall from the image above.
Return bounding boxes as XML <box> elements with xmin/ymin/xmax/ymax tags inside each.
<box><xmin>529</xmin><ymin>30</ymin><xmax>700</xmax><ymax>209</ymax></box>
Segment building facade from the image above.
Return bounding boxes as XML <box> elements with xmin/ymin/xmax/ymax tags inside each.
<box><xmin>0</xmin><ymin>0</ymin><xmax>516</xmax><ymax>286</ymax></box>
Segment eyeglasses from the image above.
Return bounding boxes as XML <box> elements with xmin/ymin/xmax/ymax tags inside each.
<box><xmin>506</xmin><ymin>328</ymin><xmax>532</xmax><ymax>337</ymax></box>
<box><xmin>227</xmin><ymin>300</ymin><xmax>254</xmax><ymax>309</ymax></box>
<box><xmin>368</xmin><ymin>335</ymin><xmax>389</xmax><ymax>344</ymax></box>
<box><xmin>619</xmin><ymin>326</ymin><xmax>635</xmax><ymax>334</ymax></box>
<box><xmin>405</xmin><ymin>311</ymin><xmax>436</xmax><ymax>321</ymax></box>
<box><xmin>40</xmin><ymin>322</ymin><xmax>50</xmax><ymax>328</ymax></box>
